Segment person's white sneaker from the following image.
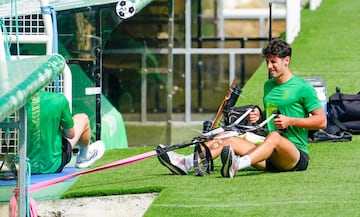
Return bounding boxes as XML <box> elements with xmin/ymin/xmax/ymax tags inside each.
<box><xmin>220</xmin><ymin>146</ymin><xmax>238</xmax><ymax>178</ymax></box>
<box><xmin>75</xmin><ymin>140</ymin><xmax>105</xmax><ymax>169</ymax></box>
<box><xmin>156</xmin><ymin>144</ymin><xmax>189</xmax><ymax>175</ymax></box>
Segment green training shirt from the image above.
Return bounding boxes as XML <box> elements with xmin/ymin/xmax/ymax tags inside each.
<box><xmin>26</xmin><ymin>91</ymin><xmax>74</xmax><ymax>174</ymax></box>
<box><xmin>263</xmin><ymin>76</ymin><xmax>322</xmax><ymax>153</ymax></box>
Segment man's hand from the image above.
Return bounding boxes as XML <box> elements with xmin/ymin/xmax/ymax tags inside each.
<box><xmin>248</xmin><ymin>107</ymin><xmax>261</xmax><ymax>124</ymax></box>
<box><xmin>274</xmin><ymin>114</ymin><xmax>291</xmax><ymax>130</ymax></box>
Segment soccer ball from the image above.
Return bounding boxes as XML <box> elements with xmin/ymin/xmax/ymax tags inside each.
<box><xmin>116</xmin><ymin>0</ymin><xmax>136</xmax><ymax>19</ymax></box>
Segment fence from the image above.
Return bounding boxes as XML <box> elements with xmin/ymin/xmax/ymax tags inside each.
<box><xmin>220</xmin><ymin>0</ymin><xmax>302</xmax><ymax>44</ymax></box>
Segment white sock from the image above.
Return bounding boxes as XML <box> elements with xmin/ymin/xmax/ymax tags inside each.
<box><xmin>235</xmin><ymin>155</ymin><xmax>251</xmax><ymax>171</ymax></box>
<box><xmin>78</xmin><ymin>146</ymin><xmax>89</xmax><ymax>159</ymax></box>
<box><xmin>184</xmin><ymin>154</ymin><xmax>194</xmax><ymax>170</ymax></box>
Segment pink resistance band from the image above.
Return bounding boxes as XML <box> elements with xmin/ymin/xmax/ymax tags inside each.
<box><xmin>9</xmin><ymin>150</ymin><xmax>157</xmax><ymax>217</ymax></box>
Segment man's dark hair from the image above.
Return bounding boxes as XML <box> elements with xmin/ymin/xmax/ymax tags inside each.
<box><xmin>262</xmin><ymin>38</ymin><xmax>292</xmax><ymax>58</ymax></box>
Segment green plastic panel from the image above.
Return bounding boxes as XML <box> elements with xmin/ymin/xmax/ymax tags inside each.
<box><xmin>0</xmin><ymin>0</ymin><xmax>153</xmax><ymax>17</ymax></box>
<box><xmin>0</xmin><ymin>54</ymin><xmax>65</xmax><ymax>122</ymax></box>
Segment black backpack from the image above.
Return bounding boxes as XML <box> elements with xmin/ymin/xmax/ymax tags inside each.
<box><xmin>223</xmin><ymin>105</ymin><xmax>267</xmax><ymax>137</ymax></box>
<box><xmin>309</xmin><ymin>87</ymin><xmax>360</xmax><ymax>142</ymax></box>
<box><xmin>327</xmin><ymin>87</ymin><xmax>360</xmax><ymax>134</ymax></box>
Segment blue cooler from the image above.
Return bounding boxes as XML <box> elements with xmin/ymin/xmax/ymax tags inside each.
<box><xmin>304</xmin><ymin>77</ymin><xmax>327</xmax><ymax>115</ymax></box>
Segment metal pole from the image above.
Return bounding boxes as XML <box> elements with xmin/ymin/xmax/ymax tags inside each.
<box><xmin>197</xmin><ymin>0</ymin><xmax>203</xmax><ymax>112</ymax></box>
<box><xmin>269</xmin><ymin>2</ymin><xmax>272</xmax><ymax>42</ymax></box>
<box><xmin>268</xmin><ymin>2</ymin><xmax>272</xmax><ymax>79</ymax></box>
<box><xmin>240</xmin><ymin>39</ymin><xmax>246</xmax><ymax>87</ymax></box>
<box><xmin>166</xmin><ymin>0</ymin><xmax>174</xmax><ymax>145</ymax></box>
<box><xmin>18</xmin><ymin>106</ymin><xmax>27</xmax><ymax>217</ymax></box>
<box><xmin>95</xmin><ymin>8</ymin><xmax>102</xmax><ymax>140</ymax></box>
<box><xmin>184</xmin><ymin>0</ymin><xmax>192</xmax><ymax>123</ymax></box>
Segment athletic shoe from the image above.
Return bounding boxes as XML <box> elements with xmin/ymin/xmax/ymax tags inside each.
<box><xmin>156</xmin><ymin>144</ymin><xmax>188</xmax><ymax>175</ymax></box>
<box><xmin>75</xmin><ymin>140</ymin><xmax>105</xmax><ymax>169</ymax></box>
<box><xmin>220</xmin><ymin>145</ymin><xmax>237</xmax><ymax>178</ymax></box>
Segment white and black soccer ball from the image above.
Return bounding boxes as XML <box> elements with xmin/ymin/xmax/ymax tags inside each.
<box><xmin>116</xmin><ymin>0</ymin><xmax>136</xmax><ymax>19</ymax></box>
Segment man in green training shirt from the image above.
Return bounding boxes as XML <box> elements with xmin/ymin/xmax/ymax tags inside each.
<box><xmin>157</xmin><ymin>39</ymin><xmax>327</xmax><ymax>178</ymax></box>
<box><xmin>27</xmin><ymin>90</ymin><xmax>105</xmax><ymax>174</ymax></box>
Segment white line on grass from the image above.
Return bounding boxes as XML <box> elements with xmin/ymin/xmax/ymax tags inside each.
<box><xmin>154</xmin><ymin>200</ymin><xmax>359</xmax><ymax>208</ymax></box>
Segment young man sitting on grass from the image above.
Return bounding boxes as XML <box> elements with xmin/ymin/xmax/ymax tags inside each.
<box><xmin>26</xmin><ymin>90</ymin><xmax>105</xmax><ymax>174</ymax></box>
<box><xmin>157</xmin><ymin>38</ymin><xmax>327</xmax><ymax>178</ymax></box>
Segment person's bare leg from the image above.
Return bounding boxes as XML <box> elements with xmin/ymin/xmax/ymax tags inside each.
<box><xmin>70</xmin><ymin>113</ymin><xmax>105</xmax><ymax>169</ymax></box>
<box><xmin>67</xmin><ymin>113</ymin><xmax>91</xmax><ymax>148</ymax></box>
<box><xmin>247</xmin><ymin>132</ymin><xmax>300</xmax><ymax>170</ymax></box>
<box><xmin>221</xmin><ymin>132</ymin><xmax>301</xmax><ymax>174</ymax></box>
<box><xmin>219</xmin><ymin>136</ymin><xmax>266</xmax><ymax>170</ymax></box>
<box><xmin>161</xmin><ymin>132</ymin><xmax>292</xmax><ymax>174</ymax></box>
<box><xmin>205</xmin><ymin>140</ymin><xmax>224</xmax><ymax>159</ymax></box>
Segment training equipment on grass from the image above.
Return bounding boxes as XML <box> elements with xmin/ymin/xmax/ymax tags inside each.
<box><xmin>156</xmin><ymin>141</ymin><xmax>213</xmax><ymax>176</ymax></box>
<box><xmin>211</xmin><ymin>109</ymin><xmax>276</xmax><ymax>140</ymax></box>
<box><xmin>223</xmin><ymin>105</ymin><xmax>266</xmax><ymax>136</ymax></box>
<box><xmin>156</xmin><ymin>106</ymin><xmax>276</xmax><ymax>176</ymax></box>
<box><xmin>155</xmin><ymin>78</ymin><xmax>269</xmax><ymax>177</ymax></box>
<box><xmin>211</xmin><ymin>77</ymin><xmax>242</xmax><ymax>129</ymax></box>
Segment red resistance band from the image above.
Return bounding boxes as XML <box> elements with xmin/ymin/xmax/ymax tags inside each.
<box><xmin>9</xmin><ymin>150</ymin><xmax>157</xmax><ymax>217</ymax></box>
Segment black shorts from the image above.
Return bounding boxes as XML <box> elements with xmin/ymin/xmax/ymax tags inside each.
<box><xmin>55</xmin><ymin>137</ymin><xmax>72</xmax><ymax>173</ymax></box>
<box><xmin>265</xmin><ymin>149</ymin><xmax>309</xmax><ymax>172</ymax></box>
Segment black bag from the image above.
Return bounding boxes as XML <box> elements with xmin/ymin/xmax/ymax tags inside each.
<box><xmin>309</xmin><ymin>87</ymin><xmax>360</xmax><ymax>142</ymax></box>
<box><xmin>224</xmin><ymin>105</ymin><xmax>260</xmax><ymax>125</ymax></box>
<box><xmin>327</xmin><ymin>87</ymin><xmax>360</xmax><ymax>134</ymax></box>
<box><xmin>308</xmin><ymin>116</ymin><xmax>353</xmax><ymax>142</ymax></box>
<box><xmin>310</xmin><ymin>129</ymin><xmax>352</xmax><ymax>143</ymax></box>
<box><xmin>223</xmin><ymin>105</ymin><xmax>267</xmax><ymax>136</ymax></box>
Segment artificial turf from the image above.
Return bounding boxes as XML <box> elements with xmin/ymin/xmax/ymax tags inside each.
<box><xmin>63</xmin><ymin>137</ymin><xmax>360</xmax><ymax>217</ymax></box>
<box><xmin>62</xmin><ymin>0</ymin><xmax>360</xmax><ymax>216</ymax></box>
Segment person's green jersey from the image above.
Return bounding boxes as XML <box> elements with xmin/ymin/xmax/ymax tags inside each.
<box><xmin>263</xmin><ymin>76</ymin><xmax>322</xmax><ymax>153</ymax></box>
<box><xmin>26</xmin><ymin>91</ymin><xmax>74</xmax><ymax>174</ymax></box>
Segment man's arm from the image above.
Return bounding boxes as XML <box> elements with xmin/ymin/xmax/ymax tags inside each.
<box><xmin>275</xmin><ymin>108</ymin><xmax>327</xmax><ymax>130</ymax></box>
